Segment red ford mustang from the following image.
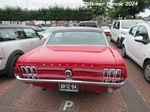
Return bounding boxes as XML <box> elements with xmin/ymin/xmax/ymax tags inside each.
<box><xmin>15</xmin><ymin>27</ymin><xmax>127</xmax><ymax>93</ymax></box>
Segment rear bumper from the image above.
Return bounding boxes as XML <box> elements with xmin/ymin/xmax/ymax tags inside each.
<box><xmin>15</xmin><ymin>74</ymin><xmax>127</xmax><ymax>88</ymax></box>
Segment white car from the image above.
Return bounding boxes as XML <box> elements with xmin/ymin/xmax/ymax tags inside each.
<box><xmin>121</xmin><ymin>22</ymin><xmax>150</xmax><ymax>83</ymax></box>
<box><xmin>110</xmin><ymin>20</ymin><xmax>144</xmax><ymax>48</ymax></box>
<box><xmin>41</xmin><ymin>27</ymin><xmax>64</xmax><ymax>41</ymax></box>
<box><xmin>0</xmin><ymin>24</ymin><xmax>44</xmax><ymax>77</ymax></box>
<box><xmin>101</xmin><ymin>26</ymin><xmax>111</xmax><ymax>36</ymax></box>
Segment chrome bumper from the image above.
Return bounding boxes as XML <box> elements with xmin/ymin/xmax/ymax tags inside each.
<box><xmin>15</xmin><ymin>75</ymin><xmax>127</xmax><ymax>87</ymax></box>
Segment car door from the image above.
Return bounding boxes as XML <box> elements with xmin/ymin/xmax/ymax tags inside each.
<box><xmin>131</xmin><ymin>25</ymin><xmax>150</xmax><ymax>66</ymax></box>
<box><xmin>16</xmin><ymin>28</ymin><xmax>32</xmax><ymax>53</ymax></box>
<box><xmin>111</xmin><ymin>21</ymin><xmax>118</xmax><ymax>41</ymax></box>
<box><xmin>115</xmin><ymin>21</ymin><xmax>121</xmax><ymax>41</ymax></box>
<box><xmin>23</xmin><ymin>28</ymin><xmax>44</xmax><ymax>50</ymax></box>
<box><xmin>125</xmin><ymin>25</ymin><xmax>138</xmax><ymax>59</ymax></box>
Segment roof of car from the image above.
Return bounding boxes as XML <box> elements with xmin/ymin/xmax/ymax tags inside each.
<box><xmin>52</xmin><ymin>27</ymin><xmax>102</xmax><ymax>32</ymax></box>
<box><xmin>0</xmin><ymin>24</ymin><xmax>32</xmax><ymax>28</ymax></box>
<box><xmin>116</xmin><ymin>19</ymin><xmax>144</xmax><ymax>22</ymax></box>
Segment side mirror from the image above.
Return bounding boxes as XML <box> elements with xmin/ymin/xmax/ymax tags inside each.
<box><xmin>39</xmin><ymin>35</ymin><xmax>43</xmax><ymax>39</ymax></box>
<box><xmin>135</xmin><ymin>36</ymin><xmax>149</xmax><ymax>44</ymax></box>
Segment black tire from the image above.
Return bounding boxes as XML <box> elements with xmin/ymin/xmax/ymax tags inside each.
<box><xmin>116</xmin><ymin>38</ymin><xmax>121</xmax><ymax>48</ymax></box>
<box><xmin>121</xmin><ymin>45</ymin><xmax>127</xmax><ymax>58</ymax></box>
<box><xmin>110</xmin><ymin>36</ymin><xmax>113</xmax><ymax>42</ymax></box>
<box><xmin>7</xmin><ymin>55</ymin><xmax>20</xmax><ymax>78</ymax></box>
<box><xmin>143</xmin><ymin>61</ymin><xmax>150</xmax><ymax>83</ymax></box>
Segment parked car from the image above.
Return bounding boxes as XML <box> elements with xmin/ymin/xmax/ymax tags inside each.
<box><xmin>110</xmin><ymin>19</ymin><xmax>144</xmax><ymax>48</ymax></box>
<box><xmin>101</xmin><ymin>26</ymin><xmax>111</xmax><ymax>36</ymax></box>
<box><xmin>40</xmin><ymin>27</ymin><xmax>64</xmax><ymax>41</ymax></box>
<box><xmin>32</xmin><ymin>26</ymin><xmax>44</xmax><ymax>34</ymax></box>
<box><xmin>15</xmin><ymin>27</ymin><xmax>127</xmax><ymax>93</ymax></box>
<box><xmin>78</xmin><ymin>21</ymin><xmax>99</xmax><ymax>27</ymax></box>
<box><xmin>121</xmin><ymin>23</ymin><xmax>150</xmax><ymax>83</ymax></box>
<box><xmin>0</xmin><ymin>24</ymin><xmax>44</xmax><ymax>77</ymax></box>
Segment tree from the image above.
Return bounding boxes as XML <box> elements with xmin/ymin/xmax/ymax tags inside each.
<box><xmin>83</xmin><ymin>0</ymin><xmax>111</xmax><ymax>19</ymax></box>
<box><xmin>108</xmin><ymin>0</ymin><xmax>150</xmax><ymax>19</ymax></box>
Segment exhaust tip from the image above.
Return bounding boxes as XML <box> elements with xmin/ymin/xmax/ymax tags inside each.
<box><xmin>108</xmin><ymin>87</ymin><xmax>113</xmax><ymax>93</ymax></box>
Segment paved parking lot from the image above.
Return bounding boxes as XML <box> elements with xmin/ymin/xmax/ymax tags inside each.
<box><xmin>0</xmin><ymin>38</ymin><xmax>150</xmax><ymax>112</ymax></box>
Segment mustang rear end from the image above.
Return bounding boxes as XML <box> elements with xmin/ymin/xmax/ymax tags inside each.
<box><xmin>15</xmin><ymin>28</ymin><xmax>127</xmax><ymax>93</ymax></box>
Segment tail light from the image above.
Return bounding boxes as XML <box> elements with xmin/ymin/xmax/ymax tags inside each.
<box><xmin>20</xmin><ymin>66</ymin><xmax>38</xmax><ymax>79</ymax></box>
<box><xmin>103</xmin><ymin>68</ymin><xmax>123</xmax><ymax>80</ymax></box>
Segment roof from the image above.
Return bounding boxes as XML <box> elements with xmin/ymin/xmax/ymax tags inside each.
<box><xmin>52</xmin><ymin>27</ymin><xmax>102</xmax><ymax>33</ymax></box>
<box><xmin>0</xmin><ymin>24</ymin><xmax>32</xmax><ymax>28</ymax></box>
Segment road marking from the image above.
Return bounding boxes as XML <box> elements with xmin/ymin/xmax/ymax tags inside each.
<box><xmin>58</xmin><ymin>100</ymin><xmax>76</xmax><ymax>111</ymax></box>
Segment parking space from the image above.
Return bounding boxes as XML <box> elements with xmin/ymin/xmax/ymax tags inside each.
<box><xmin>0</xmin><ymin>37</ymin><xmax>150</xmax><ymax>112</ymax></box>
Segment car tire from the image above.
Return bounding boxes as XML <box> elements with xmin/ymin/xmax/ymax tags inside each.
<box><xmin>110</xmin><ymin>36</ymin><xmax>113</xmax><ymax>42</ymax></box>
<box><xmin>116</xmin><ymin>38</ymin><xmax>121</xmax><ymax>48</ymax></box>
<box><xmin>7</xmin><ymin>55</ymin><xmax>20</xmax><ymax>78</ymax></box>
<box><xmin>144</xmin><ymin>61</ymin><xmax>150</xmax><ymax>83</ymax></box>
<box><xmin>121</xmin><ymin>45</ymin><xmax>127</xmax><ymax>58</ymax></box>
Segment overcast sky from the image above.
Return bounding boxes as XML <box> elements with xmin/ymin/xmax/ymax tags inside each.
<box><xmin>0</xmin><ymin>0</ymin><xmax>149</xmax><ymax>17</ymax></box>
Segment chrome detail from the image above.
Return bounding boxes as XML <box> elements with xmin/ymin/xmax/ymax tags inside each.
<box><xmin>73</xmin><ymin>68</ymin><xmax>102</xmax><ymax>73</ymax></box>
<box><xmin>65</xmin><ymin>69</ymin><xmax>72</xmax><ymax>77</ymax></box>
<box><xmin>116</xmin><ymin>69</ymin><xmax>122</xmax><ymax>79</ymax></box>
<box><xmin>110</xmin><ymin>69</ymin><xmax>115</xmax><ymax>79</ymax></box>
<box><xmin>37</xmin><ymin>68</ymin><xmax>65</xmax><ymax>71</ymax></box>
<box><xmin>20</xmin><ymin>66</ymin><xmax>38</xmax><ymax>79</ymax></box>
<box><xmin>15</xmin><ymin>75</ymin><xmax>127</xmax><ymax>87</ymax></box>
<box><xmin>103</xmin><ymin>69</ymin><xmax>109</xmax><ymax>78</ymax></box>
<box><xmin>108</xmin><ymin>87</ymin><xmax>113</xmax><ymax>93</ymax></box>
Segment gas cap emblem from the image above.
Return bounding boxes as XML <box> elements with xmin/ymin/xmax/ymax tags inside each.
<box><xmin>65</xmin><ymin>69</ymin><xmax>72</xmax><ymax>77</ymax></box>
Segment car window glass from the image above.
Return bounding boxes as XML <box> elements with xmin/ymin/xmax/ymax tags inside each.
<box><xmin>79</xmin><ymin>22</ymin><xmax>97</xmax><ymax>27</ymax></box>
<box><xmin>47</xmin><ymin>32</ymin><xmax>106</xmax><ymax>45</ymax></box>
<box><xmin>135</xmin><ymin>25</ymin><xmax>149</xmax><ymax>41</ymax></box>
<box><xmin>0</xmin><ymin>29</ymin><xmax>17</xmax><ymax>41</ymax></box>
<box><xmin>121</xmin><ymin>21</ymin><xmax>144</xmax><ymax>29</ymax></box>
<box><xmin>129</xmin><ymin>26</ymin><xmax>137</xmax><ymax>36</ymax></box>
<box><xmin>113</xmin><ymin>22</ymin><xmax>117</xmax><ymax>28</ymax></box>
<box><xmin>16</xmin><ymin>28</ymin><xmax>26</xmax><ymax>39</ymax></box>
<box><xmin>117</xmin><ymin>21</ymin><xmax>120</xmax><ymax>29</ymax></box>
<box><xmin>23</xmin><ymin>28</ymin><xmax>39</xmax><ymax>38</ymax></box>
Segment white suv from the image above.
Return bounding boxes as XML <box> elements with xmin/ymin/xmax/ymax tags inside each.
<box><xmin>0</xmin><ymin>24</ymin><xmax>44</xmax><ymax>77</ymax></box>
<box><xmin>110</xmin><ymin>19</ymin><xmax>144</xmax><ymax>48</ymax></box>
<box><xmin>121</xmin><ymin>23</ymin><xmax>150</xmax><ymax>83</ymax></box>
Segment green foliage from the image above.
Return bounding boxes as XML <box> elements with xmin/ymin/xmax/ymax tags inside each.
<box><xmin>108</xmin><ymin>0</ymin><xmax>150</xmax><ymax>19</ymax></box>
<box><xmin>0</xmin><ymin>6</ymin><xmax>93</xmax><ymax>22</ymax></box>
<box><xmin>83</xmin><ymin>0</ymin><xmax>111</xmax><ymax>17</ymax></box>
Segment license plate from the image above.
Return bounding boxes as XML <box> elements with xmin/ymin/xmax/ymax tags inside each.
<box><xmin>59</xmin><ymin>83</ymin><xmax>79</xmax><ymax>92</ymax></box>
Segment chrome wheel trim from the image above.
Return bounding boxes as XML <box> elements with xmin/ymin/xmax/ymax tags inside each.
<box><xmin>144</xmin><ymin>64</ymin><xmax>150</xmax><ymax>81</ymax></box>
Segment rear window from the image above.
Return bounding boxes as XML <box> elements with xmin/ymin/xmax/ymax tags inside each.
<box><xmin>46</xmin><ymin>31</ymin><xmax>107</xmax><ymax>46</ymax></box>
<box><xmin>121</xmin><ymin>21</ymin><xmax>144</xmax><ymax>29</ymax></box>
<box><xmin>79</xmin><ymin>22</ymin><xmax>98</xmax><ymax>27</ymax></box>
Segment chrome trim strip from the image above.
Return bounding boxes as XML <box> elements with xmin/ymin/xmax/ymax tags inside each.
<box><xmin>73</xmin><ymin>68</ymin><xmax>102</xmax><ymax>73</ymax></box>
<box><xmin>15</xmin><ymin>74</ymin><xmax>127</xmax><ymax>87</ymax></box>
<box><xmin>37</xmin><ymin>68</ymin><xmax>65</xmax><ymax>71</ymax></box>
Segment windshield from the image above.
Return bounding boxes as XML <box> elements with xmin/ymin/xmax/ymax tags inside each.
<box><xmin>46</xmin><ymin>31</ymin><xmax>107</xmax><ymax>46</ymax></box>
<box><xmin>44</xmin><ymin>27</ymin><xmax>63</xmax><ymax>33</ymax></box>
<box><xmin>121</xmin><ymin>21</ymin><xmax>144</xmax><ymax>29</ymax></box>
